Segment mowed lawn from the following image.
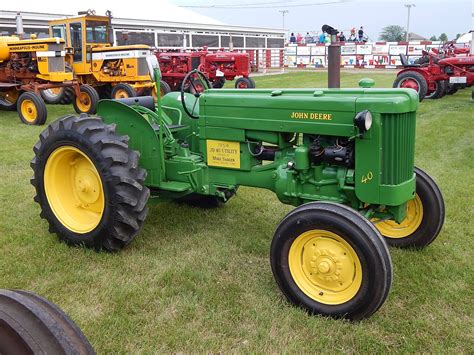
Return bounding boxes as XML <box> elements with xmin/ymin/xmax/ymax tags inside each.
<box><xmin>0</xmin><ymin>71</ymin><xmax>473</xmax><ymax>352</ymax></box>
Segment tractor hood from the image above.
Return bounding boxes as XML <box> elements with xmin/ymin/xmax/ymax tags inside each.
<box><xmin>200</xmin><ymin>88</ymin><xmax>418</xmax><ymax>137</ymax></box>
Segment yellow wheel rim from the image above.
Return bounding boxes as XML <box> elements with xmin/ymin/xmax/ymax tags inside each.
<box><xmin>0</xmin><ymin>89</ymin><xmax>19</xmax><ymax>104</ymax></box>
<box><xmin>114</xmin><ymin>89</ymin><xmax>129</xmax><ymax>99</ymax></box>
<box><xmin>288</xmin><ymin>230</ymin><xmax>362</xmax><ymax>305</ymax></box>
<box><xmin>20</xmin><ymin>99</ymin><xmax>38</xmax><ymax>123</ymax></box>
<box><xmin>44</xmin><ymin>146</ymin><xmax>105</xmax><ymax>234</ymax></box>
<box><xmin>374</xmin><ymin>195</ymin><xmax>423</xmax><ymax>239</ymax></box>
<box><xmin>76</xmin><ymin>92</ymin><xmax>92</xmax><ymax>112</ymax></box>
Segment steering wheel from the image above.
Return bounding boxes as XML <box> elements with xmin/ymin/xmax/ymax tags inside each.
<box><xmin>180</xmin><ymin>69</ymin><xmax>211</xmax><ymax>119</ymax></box>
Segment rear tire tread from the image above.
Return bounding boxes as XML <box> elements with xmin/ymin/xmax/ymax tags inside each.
<box><xmin>31</xmin><ymin>114</ymin><xmax>149</xmax><ymax>252</ymax></box>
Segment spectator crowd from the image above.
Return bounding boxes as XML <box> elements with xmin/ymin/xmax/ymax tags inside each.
<box><xmin>289</xmin><ymin>26</ymin><xmax>368</xmax><ymax>44</ymax></box>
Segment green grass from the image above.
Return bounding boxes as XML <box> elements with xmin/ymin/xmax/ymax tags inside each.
<box><xmin>1</xmin><ymin>71</ymin><xmax>473</xmax><ymax>352</ymax></box>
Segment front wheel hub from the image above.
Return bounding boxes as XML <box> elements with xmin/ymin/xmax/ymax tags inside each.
<box><xmin>289</xmin><ymin>230</ymin><xmax>362</xmax><ymax>305</ymax></box>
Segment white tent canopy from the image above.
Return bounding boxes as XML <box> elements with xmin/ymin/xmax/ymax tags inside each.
<box><xmin>456</xmin><ymin>32</ymin><xmax>473</xmax><ymax>44</ymax></box>
<box><xmin>2</xmin><ymin>0</ymin><xmax>224</xmax><ymax>26</ymax></box>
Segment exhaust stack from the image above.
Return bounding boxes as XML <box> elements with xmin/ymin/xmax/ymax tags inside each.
<box><xmin>15</xmin><ymin>12</ymin><xmax>24</xmax><ymax>39</ymax></box>
<box><xmin>106</xmin><ymin>10</ymin><xmax>114</xmax><ymax>46</ymax></box>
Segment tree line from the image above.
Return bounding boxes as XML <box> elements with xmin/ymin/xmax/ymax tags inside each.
<box><xmin>379</xmin><ymin>25</ymin><xmax>461</xmax><ymax>42</ymax></box>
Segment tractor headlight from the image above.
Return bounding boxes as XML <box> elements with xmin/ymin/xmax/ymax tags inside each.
<box><xmin>354</xmin><ymin>110</ymin><xmax>372</xmax><ymax>132</ymax></box>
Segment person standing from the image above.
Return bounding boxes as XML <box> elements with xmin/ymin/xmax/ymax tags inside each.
<box><xmin>358</xmin><ymin>26</ymin><xmax>364</xmax><ymax>42</ymax></box>
<box><xmin>339</xmin><ymin>32</ymin><xmax>346</xmax><ymax>42</ymax></box>
<box><xmin>319</xmin><ymin>32</ymin><xmax>326</xmax><ymax>44</ymax></box>
<box><xmin>290</xmin><ymin>33</ymin><xmax>296</xmax><ymax>43</ymax></box>
<box><xmin>296</xmin><ymin>33</ymin><xmax>303</xmax><ymax>44</ymax></box>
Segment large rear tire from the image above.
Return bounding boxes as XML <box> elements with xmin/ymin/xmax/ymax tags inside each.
<box><xmin>271</xmin><ymin>202</ymin><xmax>392</xmax><ymax>320</ymax></box>
<box><xmin>445</xmin><ymin>82</ymin><xmax>458</xmax><ymax>95</ymax></box>
<box><xmin>40</xmin><ymin>87</ymin><xmax>65</xmax><ymax>105</ymax></box>
<box><xmin>393</xmin><ymin>71</ymin><xmax>428</xmax><ymax>101</ymax></box>
<box><xmin>31</xmin><ymin>114</ymin><xmax>150</xmax><ymax>251</ymax></box>
<box><xmin>17</xmin><ymin>92</ymin><xmax>47</xmax><ymax>125</ymax></box>
<box><xmin>373</xmin><ymin>167</ymin><xmax>445</xmax><ymax>248</ymax></box>
<box><xmin>0</xmin><ymin>289</ymin><xmax>94</xmax><ymax>354</ymax></box>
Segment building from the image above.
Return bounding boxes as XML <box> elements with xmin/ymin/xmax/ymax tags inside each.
<box><xmin>0</xmin><ymin>2</ymin><xmax>286</xmax><ymax>69</ymax></box>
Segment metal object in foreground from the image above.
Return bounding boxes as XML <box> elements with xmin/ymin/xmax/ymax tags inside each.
<box><xmin>322</xmin><ymin>24</ymin><xmax>341</xmax><ymax>88</ymax></box>
<box><xmin>0</xmin><ymin>289</ymin><xmax>95</xmax><ymax>354</ymax></box>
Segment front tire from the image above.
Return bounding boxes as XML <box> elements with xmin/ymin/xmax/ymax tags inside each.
<box><xmin>73</xmin><ymin>85</ymin><xmax>99</xmax><ymax>114</ymax></box>
<box><xmin>212</xmin><ymin>77</ymin><xmax>226</xmax><ymax>89</ymax></box>
<box><xmin>425</xmin><ymin>80</ymin><xmax>446</xmax><ymax>99</ymax></box>
<box><xmin>31</xmin><ymin>114</ymin><xmax>150</xmax><ymax>251</ymax></box>
<box><xmin>373</xmin><ymin>167</ymin><xmax>445</xmax><ymax>248</ymax></box>
<box><xmin>111</xmin><ymin>83</ymin><xmax>137</xmax><ymax>99</ymax></box>
<box><xmin>271</xmin><ymin>202</ymin><xmax>392</xmax><ymax>320</ymax></box>
<box><xmin>235</xmin><ymin>77</ymin><xmax>254</xmax><ymax>89</ymax></box>
<box><xmin>17</xmin><ymin>92</ymin><xmax>47</xmax><ymax>125</ymax></box>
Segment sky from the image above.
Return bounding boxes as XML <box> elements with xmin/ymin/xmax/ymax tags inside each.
<box><xmin>169</xmin><ymin>0</ymin><xmax>473</xmax><ymax>40</ymax></box>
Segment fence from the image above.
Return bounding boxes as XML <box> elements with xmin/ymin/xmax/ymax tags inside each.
<box><xmin>285</xmin><ymin>41</ymin><xmax>468</xmax><ymax>69</ymax></box>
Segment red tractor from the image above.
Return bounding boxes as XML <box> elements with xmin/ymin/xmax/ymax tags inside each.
<box><xmin>393</xmin><ymin>42</ymin><xmax>474</xmax><ymax>101</ymax></box>
<box><xmin>157</xmin><ymin>48</ymin><xmax>255</xmax><ymax>93</ymax></box>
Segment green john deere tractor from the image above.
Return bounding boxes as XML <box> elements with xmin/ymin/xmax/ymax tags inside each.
<box><xmin>31</xmin><ymin>68</ymin><xmax>445</xmax><ymax>320</ymax></box>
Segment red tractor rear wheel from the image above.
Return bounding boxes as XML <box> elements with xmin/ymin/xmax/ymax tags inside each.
<box><xmin>393</xmin><ymin>71</ymin><xmax>428</xmax><ymax>101</ymax></box>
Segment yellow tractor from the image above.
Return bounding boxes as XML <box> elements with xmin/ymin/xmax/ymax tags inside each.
<box><xmin>45</xmin><ymin>10</ymin><xmax>158</xmax><ymax>104</ymax></box>
<box><xmin>0</xmin><ymin>36</ymin><xmax>97</xmax><ymax>125</ymax></box>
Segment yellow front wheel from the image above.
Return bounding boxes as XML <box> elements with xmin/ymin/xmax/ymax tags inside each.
<box><xmin>31</xmin><ymin>114</ymin><xmax>150</xmax><ymax>251</ymax></box>
<box><xmin>111</xmin><ymin>83</ymin><xmax>136</xmax><ymax>99</ymax></box>
<box><xmin>17</xmin><ymin>92</ymin><xmax>47</xmax><ymax>125</ymax></box>
<box><xmin>73</xmin><ymin>85</ymin><xmax>99</xmax><ymax>115</ymax></box>
<box><xmin>373</xmin><ymin>167</ymin><xmax>445</xmax><ymax>248</ymax></box>
<box><xmin>271</xmin><ymin>202</ymin><xmax>392</xmax><ymax>320</ymax></box>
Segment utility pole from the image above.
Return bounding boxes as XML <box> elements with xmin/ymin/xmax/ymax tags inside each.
<box><xmin>278</xmin><ymin>10</ymin><xmax>289</xmax><ymax>30</ymax></box>
<box><xmin>404</xmin><ymin>4</ymin><xmax>415</xmax><ymax>42</ymax></box>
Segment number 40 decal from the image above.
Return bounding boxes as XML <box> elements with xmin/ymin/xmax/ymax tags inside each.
<box><xmin>361</xmin><ymin>171</ymin><xmax>374</xmax><ymax>184</ymax></box>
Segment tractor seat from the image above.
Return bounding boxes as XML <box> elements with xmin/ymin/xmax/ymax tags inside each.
<box><xmin>399</xmin><ymin>54</ymin><xmax>420</xmax><ymax>68</ymax></box>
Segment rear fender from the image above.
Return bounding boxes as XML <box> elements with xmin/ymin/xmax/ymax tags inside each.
<box><xmin>97</xmin><ymin>100</ymin><xmax>162</xmax><ymax>186</ymax></box>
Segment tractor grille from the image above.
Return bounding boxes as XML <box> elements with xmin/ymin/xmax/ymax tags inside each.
<box><xmin>48</xmin><ymin>56</ymin><xmax>65</xmax><ymax>72</ymax></box>
<box><xmin>47</xmin><ymin>44</ymin><xmax>65</xmax><ymax>73</ymax></box>
<box><xmin>380</xmin><ymin>112</ymin><xmax>416</xmax><ymax>185</ymax></box>
<box><xmin>137</xmin><ymin>58</ymin><xmax>148</xmax><ymax>76</ymax></box>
